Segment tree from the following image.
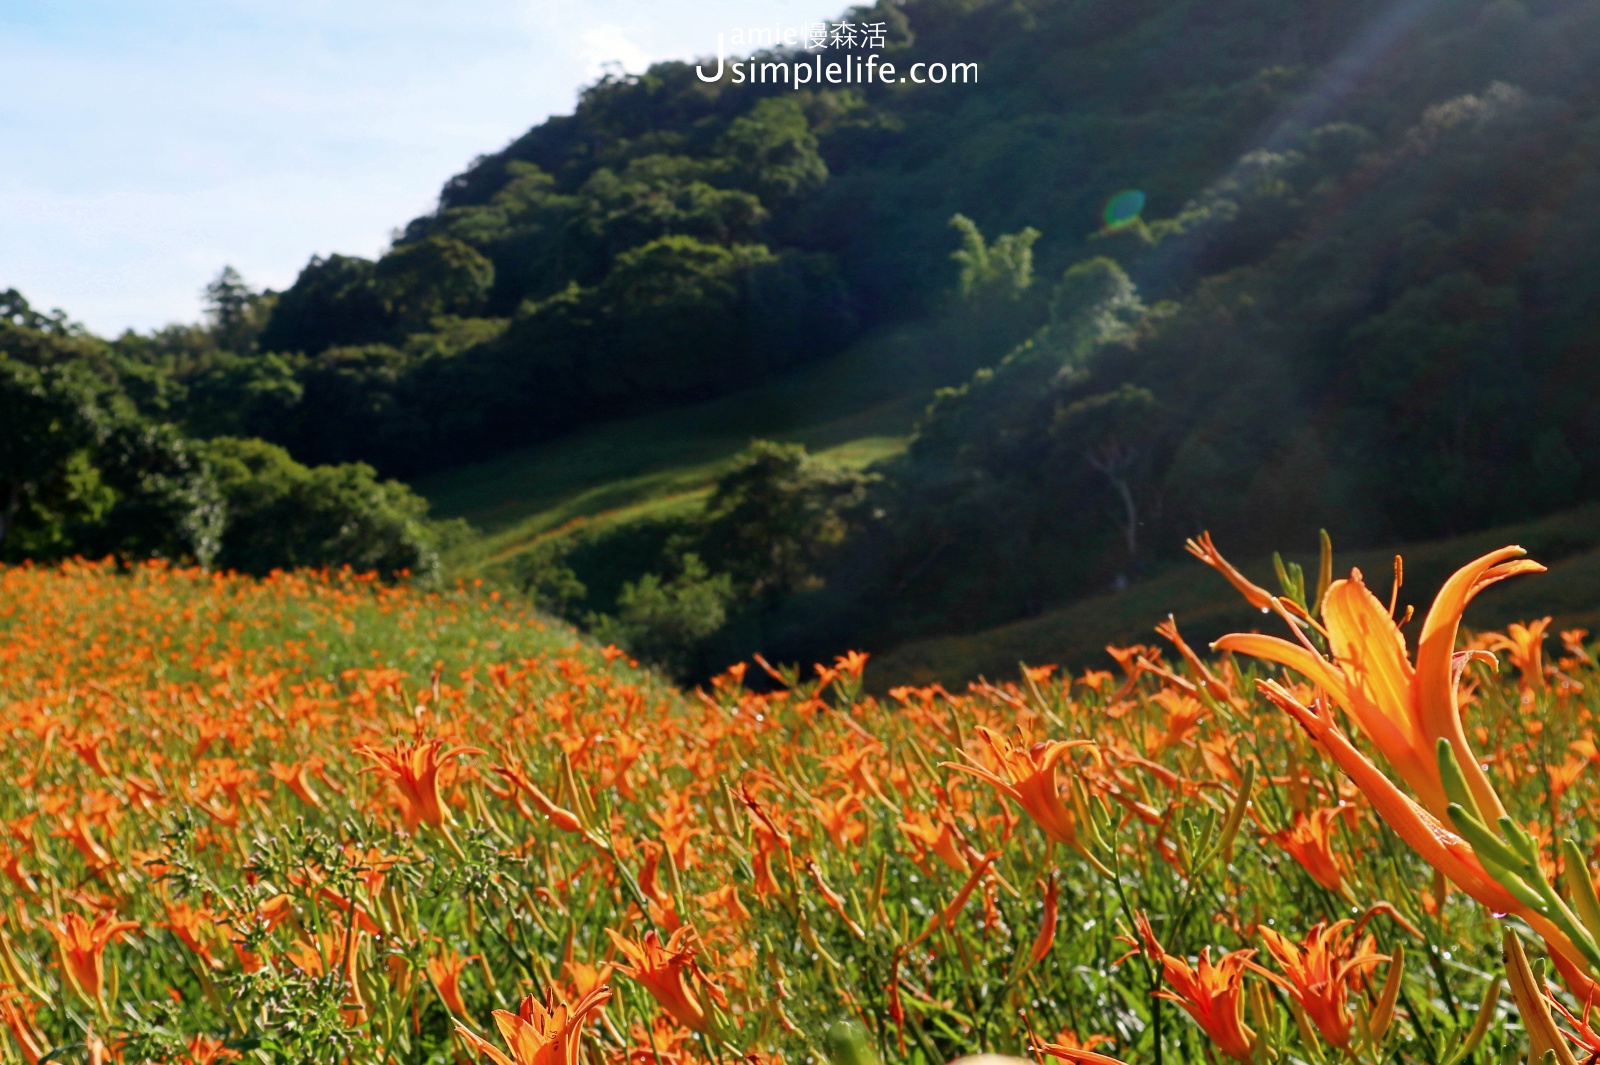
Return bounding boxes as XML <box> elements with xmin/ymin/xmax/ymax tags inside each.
<box><xmin>701</xmin><ymin>441</ymin><xmax>876</xmax><ymax>602</ymax></box>
<box><xmin>1056</xmin><ymin>385</ymin><xmax>1161</xmax><ymax>567</ymax></box>
<box><xmin>1</xmin><ymin>355</ymin><xmax>223</xmax><ymax>565</ymax></box>
<box><xmin>373</xmin><ymin>237</ymin><xmax>495</xmax><ymax>328</ymax></box>
<box><xmin>0</xmin><ymin>357</ymin><xmax>112</xmax><ymax>556</ymax></box>
<box><xmin>180</xmin><ymin>351</ymin><xmax>305</xmax><ymax>440</ymax></box>
<box><xmin>202</xmin><ymin>266</ymin><xmax>273</xmax><ymax>355</ymax></box>
<box><xmin>0</xmin><ymin>289</ymin><xmax>80</xmax><ymax>336</ymax></box>
<box><xmin>204</xmin><ymin>437</ymin><xmax>449</xmax><ymax>580</ymax></box>
<box><xmin>715</xmin><ymin>96</ymin><xmax>828</xmax><ymax>203</ymax></box>
<box><xmin>257</xmin><ymin>255</ymin><xmax>389</xmax><ymax>356</ymax></box>
<box><xmin>588</xmin><ymin>554</ymin><xmax>735</xmax><ymax>678</ymax></box>
<box><xmin>74</xmin><ymin>420</ymin><xmax>224</xmax><ymax>566</ymax></box>
<box><xmin>948</xmin><ymin>215</ymin><xmax>1041</xmax><ymax>303</ymax></box>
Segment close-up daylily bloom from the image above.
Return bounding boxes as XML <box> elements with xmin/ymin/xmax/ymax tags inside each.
<box><xmin>1251</xmin><ymin>919</ymin><xmax>1388</xmax><ymax>1049</ymax></box>
<box><xmin>46</xmin><ymin>911</ymin><xmax>139</xmax><ymax>1006</ymax></box>
<box><xmin>1267</xmin><ymin>807</ymin><xmax>1349</xmax><ymax>893</ymax></box>
<box><xmin>1121</xmin><ymin>913</ymin><xmax>1256</xmax><ymax>1062</ymax></box>
<box><xmin>357</xmin><ymin>737</ymin><xmax>483</xmax><ymax>831</ymax></box>
<box><xmin>454</xmin><ymin>985</ymin><xmax>613</xmax><ymax>1065</ymax></box>
<box><xmin>943</xmin><ymin>726</ymin><xmax>1103</xmax><ymax>866</ymax></box>
<box><xmin>607</xmin><ymin>927</ymin><xmax>712</xmax><ymax>1033</ymax></box>
<box><xmin>1211</xmin><ymin>543</ymin><xmax>1542</xmax><ymax>822</ymax></box>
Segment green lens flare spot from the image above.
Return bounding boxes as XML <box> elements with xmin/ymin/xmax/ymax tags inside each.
<box><xmin>1103</xmin><ymin>189</ymin><xmax>1146</xmax><ymax>229</ymax></box>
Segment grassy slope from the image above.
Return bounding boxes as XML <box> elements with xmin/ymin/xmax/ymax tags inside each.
<box><xmin>417</xmin><ymin>315</ymin><xmax>1006</xmax><ymax>572</ymax></box>
<box><xmin>870</xmin><ymin>503</ymin><xmax>1600</xmax><ymax>689</ymax></box>
<box><xmin>415</xmin><ymin>318</ymin><xmax>1600</xmax><ymax>691</ymax></box>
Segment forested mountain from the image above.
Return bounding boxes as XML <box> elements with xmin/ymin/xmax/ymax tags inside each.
<box><xmin>149</xmin><ymin>0</ymin><xmax>1591</xmax><ymax>480</ymax></box>
<box><xmin>7</xmin><ymin>0</ymin><xmax>1600</xmax><ymax>676</ymax></box>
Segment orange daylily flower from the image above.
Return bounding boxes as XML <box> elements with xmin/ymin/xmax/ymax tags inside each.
<box><xmin>1251</xmin><ymin>920</ymin><xmax>1388</xmax><ymax>1049</ymax></box>
<box><xmin>1197</xmin><ymin>734</ymin><xmax>1243</xmax><ymax>787</ymax></box>
<box><xmin>606</xmin><ymin>927</ymin><xmax>710</xmax><ymax>1032</ymax></box>
<box><xmin>1149</xmin><ymin>689</ymin><xmax>1206</xmax><ymax>754</ymax></box>
<box><xmin>564</xmin><ymin>960</ymin><xmax>615</xmax><ymax>1000</ymax></box>
<box><xmin>1124</xmin><ymin>913</ymin><xmax>1255</xmax><ymax>1061</ymax></box>
<box><xmin>1156</xmin><ymin>617</ymin><xmax>1234</xmax><ymax>702</ymax></box>
<box><xmin>47</xmin><ymin>910</ymin><xmax>139</xmax><ymax>1004</ymax></box>
<box><xmin>1214</xmin><ymin>545</ymin><xmax>1545</xmax><ymax>823</ymax></box>
<box><xmin>898</xmin><ymin>808</ymin><xmax>969</xmax><ymax>872</ymax></box>
<box><xmin>1078</xmin><ymin>669</ymin><xmax>1114</xmax><ymax>691</ymax></box>
<box><xmin>821</xmin><ymin>746</ymin><xmax>890</xmax><ymax>805</ymax></box>
<box><xmin>607</xmin><ymin>732</ymin><xmax>647</xmax><ymax>799</ymax></box>
<box><xmin>1</xmin><ymin>846</ymin><xmax>36</xmax><ymax>896</ymax></box>
<box><xmin>0</xmin><ymin>987</ymin><xmax>46</xmax><ymax>1065</ymax></box>
<box><xmin>834</xmin><ymin>650</ymin><xmax>870</xmax><ymax>678</ymax></box>
<box><xmin>494</xmin><ymin>760</ymin><xmax>588</xmax><ymax>836</ymax></box>
<box><xmin>1158</xmin><ymin>949</ymin><xmax>1257</xmax><ymax>1061</ymax></box>
<box><xmin>622</xmin><ymin>1014</ymin><xmax>696</xmax><ymax>1065</ymax></box>
<box><xmin>54</xmin><ymin>814</ymin><xmax>114</xmax><ymax>871</ymax></box>
<box><xmin>811</xmin><ymin>790</ymin><xmax>867</xmax><ymax>849</ymax></box>
<box><xmin>184</xmin><ymin>1034</ymin><xmax>240</xmax><ymax>1065</ymax></box>
<box><xmin>283</xmin><ymin>925</ymin><xmax>369</xmax><ymax>1024</ymax></box>
<box><xmin>647</xmin><ymin>793</ymin><xmax>706</xmax><ymax>869</ymax></box>
<box><xmin>1548</xmin><ymin>755</ymin><xmax>1588</xmax><ymax>802</ymax></box>
<box><xmin>269</xmin><ymin>760</ymin><xmax>324</xmax><ymax>809</ymax></box>
<box><xmin>1267</xmin><ymin>807</ymin><xmax>1349</xmax><ymax>893</ymax></box>
<box><xmin>942</xmin><ymin>727</ymin><xmax>1103</xmax><ymax>866</ymax></box>
<box><xmin>67</xmin><ymin>732</ymin><xmax>113</xmax><ymax>777</ymax></box>
<box><xmin>1546</xmin><ymin>979</ymin><xmax>1600</xmax><ymax>1061</ymax></box>
<box><xmin>696</xmin><ymin>883</ymin><xmax>751</xmax><ymax>924</ymax></box>
<box><xmin>1485</xmin><ymin>617</ymin><xmax>1552</xmax><ymax>694</ymax></box>
<box><xmin>808</xmin><ymin>859</ymin><xmax>869</xmax><ymax>938</ymax></box>
<box><xmin>358</xmin><ymin>737</ymin><xmax>481</xmax><ymax>831</ymax></box>
<box><xmin>164</xmin><ymin>901</ymin><xmax>220</xmax><ymax>967</ymax></box>
<box><xmin>1028</xmin><ymin>871</ymin><xmax>1060</xmax><ymax>966</ymax></box>
<box><xmin>1104</xmin><ymin>645</ymin><xmax>1153</xmax><ymax>688</ymax></box>
<box><xmin>428</xmin><ymin>948</ymin><xmax>477</xmax><ymax>1015</ymax></box>
<box><xmin>1032</xmin><ymin>1036</ymin><xmax>1128</xmax><ymax>1065</ymax></box>
<box><xmin>454</xmin><ymin>984</ymin><xmax>612</xmax><ymax>1065</ymax></box>
<box><xmin>1253</xmin><ymin>679</ymin><xmax>1589</xmax><ymax>973</ymax></box>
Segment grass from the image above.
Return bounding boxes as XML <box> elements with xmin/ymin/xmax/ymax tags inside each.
<box><xmin>413</xmin><ymin>312</ymin><xmax>1600</xmax><ymax>692</ymax></box>
<box><xmin>871</xmin><ymin>502</ymin><xmax>1600</xmax><ymax>689</ymax></box>
<box><xmin>416</xmin><ymin>313</ymin><xmax>1024</xmax><ymax>572</ymax></box>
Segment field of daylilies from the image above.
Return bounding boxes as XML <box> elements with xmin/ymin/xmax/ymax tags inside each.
<box><xmin>3</xmin><ymin>541</ymin><xmax>1600</xmax><ymax>1065</ymax></box>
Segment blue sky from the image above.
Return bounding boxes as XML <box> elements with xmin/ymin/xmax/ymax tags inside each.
<box><xmin>0</xmin><ymin>0</ymin><xmax>842</xmax><ymax>334</ymax></box>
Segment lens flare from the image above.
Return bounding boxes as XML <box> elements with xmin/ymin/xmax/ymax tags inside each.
<box><xmin>1102</xmin><ymin>189</ymin><xmax>1146</xmax><ymax>229</ymax></box>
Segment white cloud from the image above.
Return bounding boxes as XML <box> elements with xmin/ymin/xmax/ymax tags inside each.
<box><xmin>577</xmin><ymin>22</ymin><xmax>654</xmax><ymax>77</ymax></box>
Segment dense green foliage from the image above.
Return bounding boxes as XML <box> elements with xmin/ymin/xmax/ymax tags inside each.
<box><xmin>204</xmin><ymin>437</ymin><xmax>461</xmax><ymax>579</ymax></box>
<box><xmin>516</xmin><ymin>441</ymin><xmax>877</xmax><ymax>677</ymax></box>
<box><xmin>0</xmin><ymin>290</ymin><xmax>454</xmax><ymax>578</ymax></box>
<box><xmin>468</xmin><ymin>0</ymin><xmax>1600</xmax><ymax>674</ymax></box>
<box><xmin>230</xmin><ymin>91</ymin><xmax>854</xmax><ymax>475</ymax></box>
<box><xmin>775</xmin><ymin>1</ymin><xmax>1600</xmax><ymax>671</ymax></box>
<box><xmin>9</xmin><ymin>0</ymin><xmax>1600</xmax><ymax>676</ymax></box>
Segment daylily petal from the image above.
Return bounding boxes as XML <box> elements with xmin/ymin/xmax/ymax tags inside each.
<box><xmin>1256</xmin><ymin>681</ymin><xmax>1521</xmax><ymax>915</ymax></box>
<box><xmin>1504</xmin><ymin>931</ymin><xmax>1580</xmax><ymax>1065</ymax></box>
<box><xmin>1322</xmin><ymin>575</ymin><xmax>1416</xmax><ymax>743</ymax></box>
<box><xmin>1415</xmin><ymin>547</ymin><xmax>1544</xmax><ymax>822</ymax></box>
<box><xmin>1211</xmin><ymin>634</ymin><xmax>1354</xmax><ymax>707</ymax></box>
<box><xmin>1321</xmin><ymin>574</ymin><xmax>1444</xmax><ymax>813</ymax></box>
<box><xmin>456</xmin><ymin>1023</ymin><xmax>518</xmax><ymax>1065</ymax></box>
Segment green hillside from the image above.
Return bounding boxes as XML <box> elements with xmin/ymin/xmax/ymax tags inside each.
<box><xmin>8</xmin><ymin>0</ymin><xmax>1600</xmax><ymax>687</ymax></box>
<box><xmin>871</xmin><ymin>503</ymin><xmax>1600</xmax><ymax>687</ymax></box>
<box><xmin>418</xmin><ymin>311</ymin><xmax>1018</xmax><ymax>564</ymax></box>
